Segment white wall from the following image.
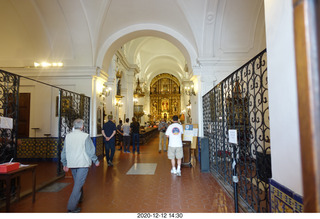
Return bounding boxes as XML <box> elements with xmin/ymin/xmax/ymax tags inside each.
<box><xmin>264</xmin><ymin>0</ymin><xmax>303</xmax><ymax>195</ymax></box>
<box><xmin>5</xmin><ymin>67</ymin><xmax>105</xmax><ymax>137</ymax></box>
<box><xmin>19</xmin><ymin>79</ymin><xmax>77</xmax><ymax>138</ymax></box>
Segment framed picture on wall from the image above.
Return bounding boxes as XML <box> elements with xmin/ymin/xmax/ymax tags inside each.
<box><xmin>56</xmin><ymin>96</ymin><xmax>73</xmax><ymax>117</ymax></box>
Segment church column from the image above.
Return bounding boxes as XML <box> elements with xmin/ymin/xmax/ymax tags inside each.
<box><xmin>105</xmin><ymin>78</ymin><xmax>116</xmax><ymax>118</ymax></box>
<box><xmin>192</xmin><ymin>65</ymin><xmax>216</xmax><ymax>137</ymax></box>
<box><xmin>125</xmin><ymin>70</ymin><xmax>135</xmax><ymax>121</ymax></box>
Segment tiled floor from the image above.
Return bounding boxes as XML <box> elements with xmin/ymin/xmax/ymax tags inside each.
<box><xmin>4</xmin><ymin>135</ymin><xmax>236</xmax><ymax>213</ymax></box>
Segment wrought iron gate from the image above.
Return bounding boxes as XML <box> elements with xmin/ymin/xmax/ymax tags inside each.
<box><xmin>203</xmin><ymin>49</ymin><xmax>270</xmax><ymax>212</ymax></box>
<box><xmin>0</xmin><ymin>69</ymin><xmax>91</xmax><ymax>176</ymax></box>
<box><xmin>0</xmin><ymin>70</ymin><xmax>20</xmax><ymax>163</ymax></box>
<box><xmin>57</xmin><ymin>89</ymin><xmax>90</xmax><ymax>174</ymax></box>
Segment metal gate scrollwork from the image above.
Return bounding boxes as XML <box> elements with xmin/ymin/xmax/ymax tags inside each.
<box><xmin>0</xmin><ymin>70</ymin><xmax>20</xmax><ymax>164</ymax></box>
<box><xmin>203</xmin><ymin>49</ymin><xmax>270</xmax><ymax>212</ymax></box>
<box><xmin>57</xmin><ymin>89</ymin><xmax>90</xmax><ymax>174</ymax></box>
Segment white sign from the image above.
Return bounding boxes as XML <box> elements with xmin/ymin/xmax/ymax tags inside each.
<box><xmin>228</xmin><ymin>129</ymin><xmax>237</xmax><ymax>144</ymax></box>
<box><xmin>193</xmin><ymin>128</ymin><xmax>198</xmax><ymax>137</ymax></box>
<box><xmin>0</xmin><ymin>117</ymin><xmax>13</xmax><ymax>129</ymax></box>
<box><xmin>183</xmin><ymin>125</ymin><xmax>193</xmax><ymax>142</ymax></box>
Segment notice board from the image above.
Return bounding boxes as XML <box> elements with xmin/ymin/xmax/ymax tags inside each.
<box><xmin>182</xmin><ymin>124</ymin><xmax>198</xmax><ymax>149</ymax></box>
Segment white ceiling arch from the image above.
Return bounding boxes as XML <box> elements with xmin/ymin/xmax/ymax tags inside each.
<box><xmin>142</xmin><ymin>55</ymin><xmax>184</xmax><ymax>80</ymax></box>
<box><xmin>96</xmin><ymin>23</ymin><xmax>198</xmax><ymax>76</ymax></box>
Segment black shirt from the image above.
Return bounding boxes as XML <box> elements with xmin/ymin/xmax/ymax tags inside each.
<box><xmin>103</xmin><ymin>120</ymin><xmax>116</xmax><ymax>141</ymax></box>
<box><xmin>130</xmin><ymin>121</ymin><xmax>140</xmax><ymax>134</ymax></box>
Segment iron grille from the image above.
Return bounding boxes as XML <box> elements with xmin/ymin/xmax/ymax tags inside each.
<box><xmin>57</xmin><ymin>89</ymin><xmax>90</xmax><ymax>174</ymax></box>
<box><xmin>0</xmin><ymin>70</ymin><xmax>20</xmax><ymax>163</ymax></box>
<box><xmin>203</xmin><ymin>49</ymin><xmax>270</xmax><ymax>212</ymax></box>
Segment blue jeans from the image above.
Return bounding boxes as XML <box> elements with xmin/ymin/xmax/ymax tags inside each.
<box><xmin>132</xmin><ymin>133</ymin><xmax>140</xmax><ymax>153</ymax></box>
<box><xmin>105</xmin><ymin>140</ymin><xmax>115</xmax><ymax>162</ymax></box>
<box><xmin>67</xmin><ymin>168</ymin><xmax>89</xmax><ymax>211</ymax></box>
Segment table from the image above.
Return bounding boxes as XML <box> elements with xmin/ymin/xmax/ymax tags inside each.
<box><xmin>0</xmin><ymin>164</ymin><xmax>37</xmax><ymax>212</ymax></box>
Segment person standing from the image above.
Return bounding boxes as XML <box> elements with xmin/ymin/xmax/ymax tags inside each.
<box><xmin>122</xmin><ymin>118</ymin><xmax>131</xmax><ymax>153</ymax></box>
<box><xmin>158</xmin><ymin>118</ymin><xmax>168</xmax><ymax>153</ymax></box>
<box><xmin>116</xmin><ymin>120</ymin><xmax>124</xmax><ymax>151</ymax></box>
<box><xmin>130</xmin><ymin>117</ymin><xmax>140</xmax><ymax>154</ymax></box>
<box><xmin>165</xmin><ymin>115</ymin><xmax>183</xmax><ymax>176</ymax></box>
<box><xmin>61</xmin><ymin>119</ymin><xmax>100</xmax><ymax>213</ymax></box>
<box><xmin>102</xmin><ymin>115</ymin><xmax>116</xmax><ymax>166</ymax></box>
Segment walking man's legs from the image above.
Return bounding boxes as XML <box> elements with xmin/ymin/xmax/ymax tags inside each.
<box><xmin>105</xmin><ymin>142</ymin><xmax>110</xmax><ymax>163</ymax></box>
<box><xmin>124</xmin><ymin>136</ymin><xmax>130</xmax><ymax>152</ymax></box>
<box><xmin>136</xmin><ymin>134</ymin><xmax>140</xmax><ymax>153</ymax></box>
<box><xmin>159</xmin><ymin>132</ymin><xmax>163</xmax><ymax>152</ymax></box>
<box><xmin>67</xmin><ymin>168</ymin><xmax>89</xmax><ymax>212</ymax></box>
<box><xmin>132</xmin><ymin>135</ymin><xmax>136</xmax><ymax>153</ymax></box>
<box><xmin>105</xmin><ymin>142</ymin><xmax>109</xmax><ymax>163</ymax></box>
<box><xmin>109</xmin><ymin>141</ymin><xmax>115</xmax><ymax>163</ymax></box>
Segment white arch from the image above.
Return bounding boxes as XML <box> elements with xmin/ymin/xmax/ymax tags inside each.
<box><xmin>96</xmin><ymin>23</ymin><xmax>198</xmax><ymax>72</ymax></box>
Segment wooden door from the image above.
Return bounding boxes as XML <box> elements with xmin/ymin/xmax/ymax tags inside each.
<box><xmin>18</xmin><ymin>93</ymin><xmax>30</xmax><ymax>138</ymax></box>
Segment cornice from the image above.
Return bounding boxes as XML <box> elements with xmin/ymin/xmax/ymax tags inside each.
<box><xmin>115</xmin><ymin>50</ymin><xmax>140</xmax><ymax>74</ymax></box>
<box><xmin>1</xmin><ymin>66</ymin><xmax>99</xmax><ymax>79</ymax></box>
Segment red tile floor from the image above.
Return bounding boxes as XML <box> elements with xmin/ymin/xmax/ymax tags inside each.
<box><xmin>4</xmin><ymin>135</ymin><xmax>236</xmax><ymax>213</ymax></box>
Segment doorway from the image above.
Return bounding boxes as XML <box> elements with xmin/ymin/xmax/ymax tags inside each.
<box><xmin>18</xmin><ymin>93</ymin><xmax>30</xmax><ymax>138</ymax></box>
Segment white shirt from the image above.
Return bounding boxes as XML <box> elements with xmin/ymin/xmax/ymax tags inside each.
<box><xmin>122</xmin><ymin>123</ymin><xmax>131</xmax><ymax>136</ymax></box>
<box><xmin>165</xmin><ymin>122</ymin><xmax>183</xmax><ymax>147</ymax></box>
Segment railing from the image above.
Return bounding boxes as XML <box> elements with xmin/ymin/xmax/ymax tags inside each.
<box><xmin>57</xmin><ymin>89</ymin><xmax>91</xmax><ymax>174</ymax></box>
<box><xmin>0</xmin><ymin>69</ymin><xmax>91</xmax><ymax>176</ymax></box>
<box><xmin>0</xmin><ymin>70</ymin><xmax>19</xmax><ymax>164</ymax></box>
<box><xmin>203</xmin><ymin>49</ymin><xmax>270</xmax><ymax>212</ymax></box>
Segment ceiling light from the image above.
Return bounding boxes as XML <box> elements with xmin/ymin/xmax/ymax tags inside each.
<box><xmin>33</xmin><ymin>61</ymin><xmax>64</xmax><ymax>68</ymax></box>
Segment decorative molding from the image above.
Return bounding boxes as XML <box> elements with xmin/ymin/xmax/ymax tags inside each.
<box><xmin>1</xmin><ymin>66</ymin><xmax>98</xmax><ymax>79</ymax></box>
<box><xmin>115</xmin><ymin>50</ymin><xmax>140</xmax><ymax>74</ymax></box>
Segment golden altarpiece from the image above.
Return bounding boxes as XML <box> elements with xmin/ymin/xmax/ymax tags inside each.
<box><xmin>150</xmin><ymin>73</ymin><xmax>181</xmax><ymax>121</ymax></box>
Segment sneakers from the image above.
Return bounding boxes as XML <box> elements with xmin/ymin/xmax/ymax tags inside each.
<box><xmin>108</xmin><ymin>161</ymin><xmax>113</xmax><ymax>166</ymax></box>
<box><xmin>171</xmin><ymin>168</ymin><xmax>177</xmax><ymax>174</ymax></box>
<box><xmin>68</xmin><ymin>207</ymin><xmax>81</xmax><ymax>213</ymax></box>
<box><xmin>171</xmin><ymin>168</ymin><xmax>181</xmax><ymax>176</ymax></box>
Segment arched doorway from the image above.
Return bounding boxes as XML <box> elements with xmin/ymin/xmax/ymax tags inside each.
<box><xmin>149</xmin><ymin>73</ymin><xmax>181</xmax><ymax>121</ymax></box>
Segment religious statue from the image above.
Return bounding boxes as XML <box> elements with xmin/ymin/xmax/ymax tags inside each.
<box><xmin>152</xmin><ymin>102</ymin><xmax>157</xmax><ymax>114</ymax></box>
<box><xmin>161</xmin><ymin>99</ymin><xmax>169</xmax><ymax>111</ymax></box>
<box><xmin>173</xmin><ymin>100</ymin><xmax>178</xmax><ymax>113</ymax></box>
<box><xmin>117</xmin><ymin>79</ymin><xmax>121</xmax><ymax>96</ymax></box>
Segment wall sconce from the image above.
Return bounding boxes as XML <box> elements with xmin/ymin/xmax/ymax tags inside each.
<box><xmin>184</xmin><ymin>85</ymin><xmax>196</xmax><ymax>96</ymax></box>
<box><xmin>100</xmin><ymin>86</ymin><xmax>111</xmax><ymax>98</ymax></box>
<box><xmin>115</xmin><ymin>99</ymin><xmax>123</xmax><ymax>107</ymax></box>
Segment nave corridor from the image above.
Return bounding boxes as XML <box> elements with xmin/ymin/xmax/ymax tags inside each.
<box><xmin>3</xmin><ymin>135</ymin><xmax>235</xmax><ymax>213</ymax></box>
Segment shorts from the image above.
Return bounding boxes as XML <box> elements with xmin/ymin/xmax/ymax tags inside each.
<box><xmin>167</xmin><ymin>146</ymin><xmax>183</xmax><ymax>159</ymax></box>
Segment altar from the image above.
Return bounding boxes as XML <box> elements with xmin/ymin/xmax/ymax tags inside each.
<box><xmin>149</xmin><ymin>73</ymin><xmax>181</xmax><ymax>121</ymax></box>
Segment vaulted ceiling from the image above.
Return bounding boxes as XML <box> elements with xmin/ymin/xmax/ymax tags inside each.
<box><xmin>0</xmin><ymin>0</ymin><xmax>266</xmax><ymax>82</ymax></box>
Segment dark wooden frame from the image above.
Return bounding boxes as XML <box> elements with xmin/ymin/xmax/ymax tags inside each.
<box><xmin>293</xmin><ymin>0</ymin><xmax>320</xmax><ymax>212</ymax></box>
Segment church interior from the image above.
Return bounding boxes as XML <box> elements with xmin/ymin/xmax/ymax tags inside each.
<box><xmin>0</xmin><ymin>0</ymin><xmax>319</xmax><ymax>214</ymax></box>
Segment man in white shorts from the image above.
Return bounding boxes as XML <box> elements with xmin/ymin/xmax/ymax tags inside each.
<box><xmin>165</xmin><ymin>115</ymin><xmax>183</xmax><ymax>176</ymax></box>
